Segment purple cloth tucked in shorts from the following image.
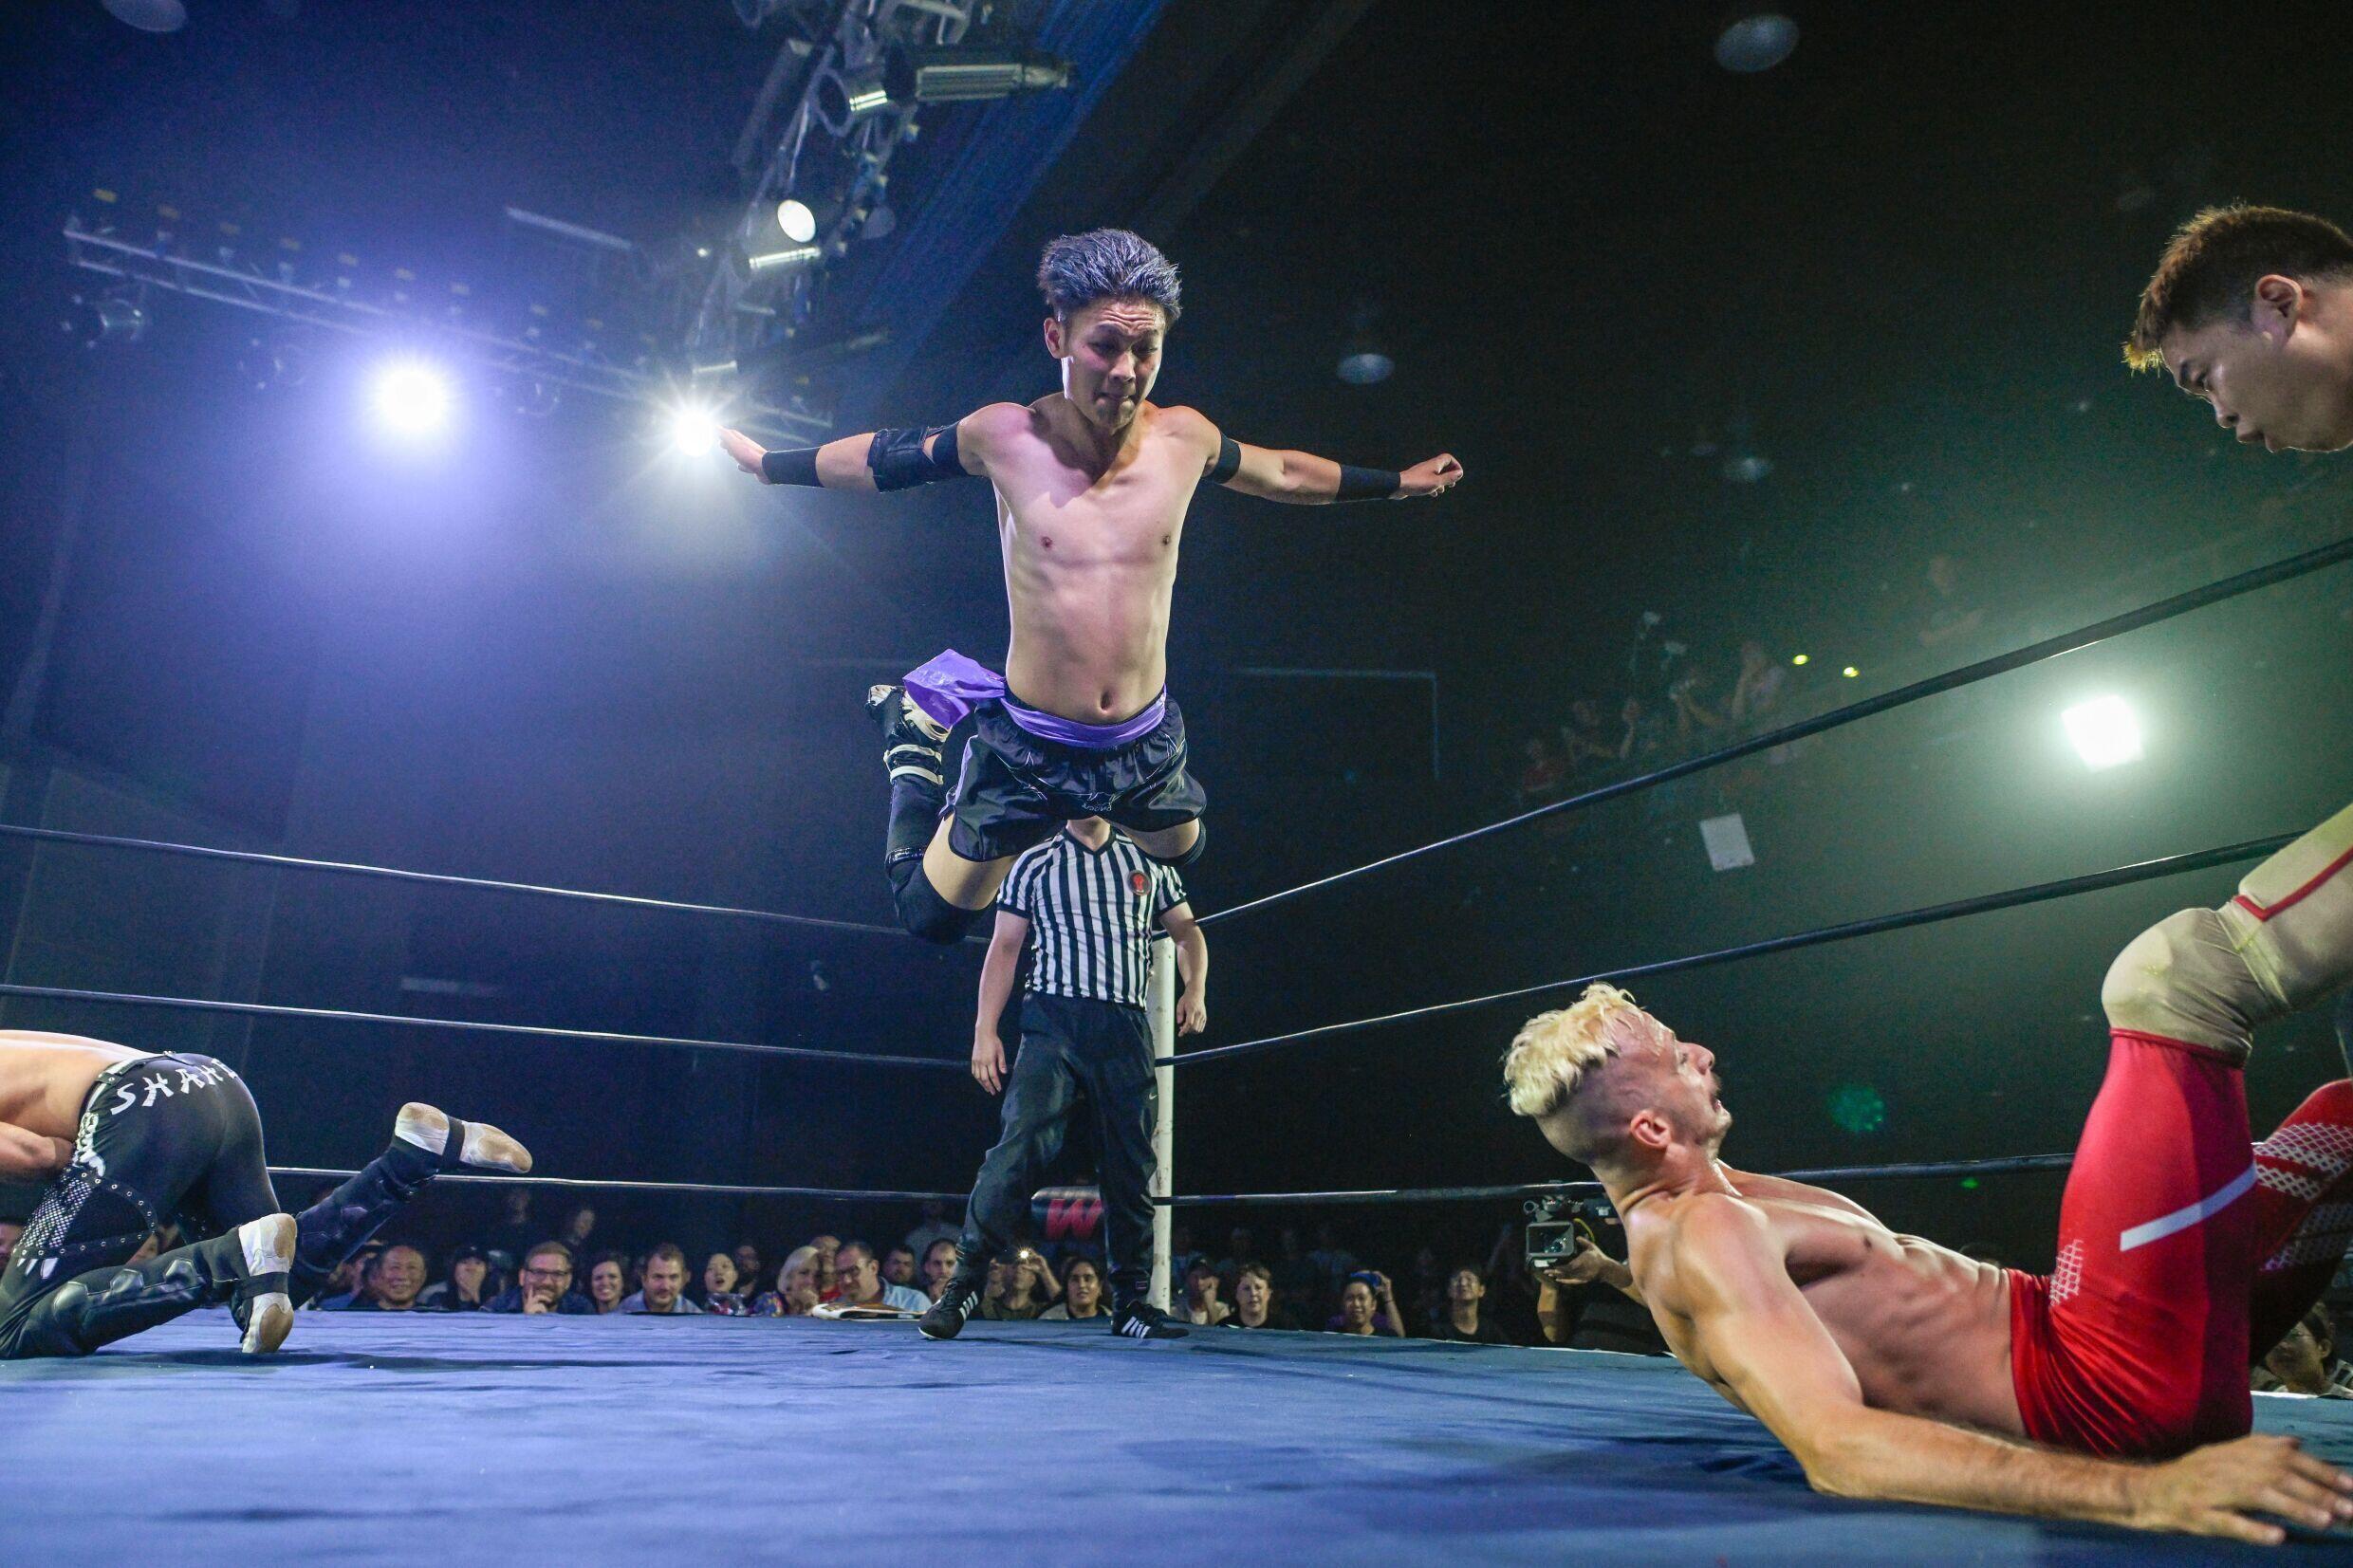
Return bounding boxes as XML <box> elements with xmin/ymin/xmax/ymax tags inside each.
<box><xmin>903</xmin><ymin>649</ymin><xmax>1167</xmax><ymax>751</ymax></box>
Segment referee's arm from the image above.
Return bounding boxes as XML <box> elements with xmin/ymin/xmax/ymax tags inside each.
<box><xmin>1160</xmin><ymin>901</ymin><xmax>1209</xmax><ymax>1036</ymax></box>
<box><xmin>972</xmin><ymin>909</ymin><xmax>1030</xmax><ymax>1095</ymax></box>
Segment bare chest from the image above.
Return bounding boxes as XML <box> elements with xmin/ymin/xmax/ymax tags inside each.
<box><xmin>993</xmin><ymin>448</ymin><xmax>1195</xmax><ymax>572</ymax></box>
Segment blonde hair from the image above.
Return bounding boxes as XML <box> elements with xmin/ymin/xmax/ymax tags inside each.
<box><xmin>1502</xmin><ymin>983</ymin><xmax>1647</xmax><ymax>1119</ymax></box>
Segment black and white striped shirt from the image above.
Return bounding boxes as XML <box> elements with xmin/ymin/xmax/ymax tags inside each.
<box><xmin>998</xmin><ymin>829</ymin><xmax>1188</xmax><ymax>1008</ymax></box>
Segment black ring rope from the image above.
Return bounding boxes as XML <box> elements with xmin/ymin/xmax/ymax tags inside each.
<box><xmin>1198</xmin><ymin>533</ymin><xmax>2353</xmax><ymax>929</ymax></box>
<box><xmin>269</xmin><ymin>1167</ymin><xmax>970</xmax><ymax>1203</ymax></box>
<box><xmin>1162</xmin><ymin>832</ymin><xmax>2295</xmax><ymax>1068</ymax></box>
<box><xmin>0</xmin><ymin>821</ymin><xmax>911</xmax><ymax>940</ymax></box>
<box><xmin>1163</xmin><ymin>1153</ymin><xmax>2079</xmax><ymax>1208</ymax></box>
<box><xmin>264</xmin><ymin>1153</ymin><xmax>2075</xmax><ymax>1209</ymax></box>
<box><xmin>0</xmin><ymin>981</ymin><xmax>967</xmax><ymax>1071</ymax></box>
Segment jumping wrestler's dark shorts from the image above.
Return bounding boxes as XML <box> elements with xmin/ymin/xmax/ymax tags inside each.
<box><xmin>944</xmin><ymin>694</ymin><xmax>1208</xmax><ymax>864</ymax></box>
<box><xmin>0</xmin><ymin>1052</ymin><xmax>274</xmax><ymax>1325</ymax></box>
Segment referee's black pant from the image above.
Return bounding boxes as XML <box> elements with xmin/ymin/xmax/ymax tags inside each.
<box><xmin>956</xmin><ymin>993</ymin><xmax>1158</xmax><ymax>1309</ymax></box>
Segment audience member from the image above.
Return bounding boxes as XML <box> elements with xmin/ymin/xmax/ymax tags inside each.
<box><xmin>1269</xmin><ymin>1227</ymin><xmax>1323</xmax><ymax>1321</ymax></box>
<box><xmin>1227</xmin><ymin>1263</ymin><xmax>1292</xmax><ymax>1330</ymax></box>
<box><xmin>485</xmin><ymin>1188</ymin><xmax>538</xmax><ymax>1269</ymax></box>
<box><xmin>1727</xmin><ymin>639</ymin><xmax>1786</xmax><ymax>729</ymax></box>
<box><xmin>1515</xmin><ymin>736</ymin><xmax>1567</xmax><ymax>809</ymax></box>
<box><xmin>809</xmin><ymin>1234</ymin><xmax>843</xmax><ymax>1301</ymax></box>
<box><xmin>558</xmin><ymin>1205</ymin><xmax>598</xmax><ymax>1253</ymax></box>
<box><xmin>1041</xmin><ymin>1257</ymin><xmax>1108</xmax><ymax>1321</ymax></box>
<box><xmin>621</xmin><ymin>1244</ymin><xmax>701</xmax><ymax>1314</ymax></box>
<box><xmin>698</xmin><ymin>1251</ymin><xmax>749</xmax><ymax>1316</ymax></box>
<box><xmin>417</xmin><ymin>1245</ymin><xmax>494</xmax><ymax>1311</ymax></box>
<box><xmin>584</xmin><ymin>1251</ymin><xmax>630</xmax><ymax>1315</ymax></box>
<box><xmin>980</xmin><ymin>1250</ymin><xmax>1049</xmax><ymax>1320</ymax></box>
<box><xmin>486</xmin><ymin>1241</ymin><xmax>595</xmax><ymax>1314</ymax></box>
<box><xmin>1182</xmin><ymin>1259</ymin><xmax>1232</xmax><ymax>1326</ymax></box>
<box><xmin>880</xmin><ymin>1245</ymin><xmax>919</xmax><ymax>1292</ymax></box>
<box><xmin>1327</xmin><ymin>1272</ymin><xmax>1406</xmax><ymax>1337</ymax></box>
<box><xmin>1428</xmin><ymin>1264</ymin><xmax>1510</xmax><ymax>1344</ymax></box>
<box><xmin>338</xmin><ymin>1244</ymin><xmax>428</xmax><ymax>1312</ymax></box>
<box><xmin>307</xmin><ymin>1240</ymin><xmax>382</xmax><ymax>1311</ymax></box>
<box><xmin>1559</xmin><ymin>698</ymin><xmax>1619</xmax><ymax>771</ymax></box>
<box><xmin>2255</xmin><ymin>1304</ymin><xmax>2353</xmax><ymax>1397</ymax></box>
<box><xmin>833</xmin><ymin>1240</ymin><xmax>929</xmax><ymax>1313</ymax></box>
<box><xmin>1917</xmin><ymin>552</ymin><xmax>1988</xmax><ymax>655</ymax></box>
<box><xmin>732</xmin><ymin>1242</ymin><xmax>765</xmax><ymax>1297</ymax></box>
<box><xmin>1306</xmin><ymin>1224</ymin><xmax>1359</xmax><ymax>1304</ymax></box>
<box><xmin>920</xmin><ymin>1237</ymin><xmax>959</xmax><ymax>1301</ymax></box>
<box><xmin>750</xmin><ymin>1245</ymin><xmax>823</xmax><ymax>1317</ymax></box>
<box><xmin>903</xmin><ymin>1199</ymin><xmax>960</xmax><ymax>1260</ymax></box>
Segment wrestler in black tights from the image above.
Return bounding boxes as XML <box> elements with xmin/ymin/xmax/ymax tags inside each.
<box><xmin>0</xmin><ymin>1052</ymin><xmax>483</xmax><ymax>1357</ymax></box>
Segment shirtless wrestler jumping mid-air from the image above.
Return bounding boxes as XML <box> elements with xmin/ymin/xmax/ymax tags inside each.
<box><xmin>1505</xmin><ymin>798</ymin><xmax>2353</xmax><ymax>1543</ymax></box>
<box><xmin>722</xmin><ymin>229</ymin><xmax>1462</xmax><ymax>944</ymax></box>
<box><xmin>0</xmin><ymin>1028</ymin><xmax>528</xmax><ymax>1358</ymax></box>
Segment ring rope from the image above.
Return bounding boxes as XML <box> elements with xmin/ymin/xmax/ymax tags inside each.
<box><xmin>0</xmin><ymin>822</ymin><xmax>913</xmax><ymax>940</ymax></box>
<box><xmin>1163</xmin><ymin>1153</ymin><xmax>2079</xmax><ymax>1208</ymax></box>
<box><xmin>268</xmin><ymin>1167</ymin><xmax>970</xmax><ymax>1204</ymax></box>
<box><xmin>0</xmin><ymin>980</ymin><xmax>967</xmax><ymax>1071</ymax></box>
<box><xmin>1199</xmin><ymin>533</ymin><xmax>2353</xmax><ymax>929</ymax></box>
<box><xmin>1163</xmin><ymin>832</ymin><xmax>2296</xmax><ymax>1068</ymax></box>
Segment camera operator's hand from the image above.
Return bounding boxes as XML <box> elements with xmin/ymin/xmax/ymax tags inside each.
<box><xmin>1541</xmin><ymin>1238</ymin><xmax>1636</xmax><ymax>1296</ymax></box>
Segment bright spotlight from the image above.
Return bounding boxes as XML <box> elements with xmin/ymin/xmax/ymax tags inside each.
<box><xmin>1842</xmin><ymin>666</ymin><xmax>1860</xmax><ymax>679</ymax></box>
<box><xmin>670</xmin><ymin>407</ymin><xmax>719</xmax><ymax>456</ymax></box>
<box><xmin>371</xmin><ymin>359</ymin><xmax>451</xmax><ymax>435</ymax></box>
<box><xmin>2064</xmin><ymin>695</ymin><xmax>2144</xmax><ymax>771</ymax></box>
<box><xmin>1790</xmin><ymin>654</ymin><xmax>1809</xmax><ymax>667</ymax></box>
<box><xmin>777</xmin><ymin>198</ymin><xmax>817</xmax><ymax>244</ymax></box>
<box><xmin>1714</xmin><ymin>13</ymin><xmax>1799</xmax><ymax>73</ymax></box>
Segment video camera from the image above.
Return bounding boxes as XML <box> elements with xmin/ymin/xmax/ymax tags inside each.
<box><xmin>1524</xmin><ymin>1191</ymin><xmax>1621</xmax><ymax>1274</ymax></box>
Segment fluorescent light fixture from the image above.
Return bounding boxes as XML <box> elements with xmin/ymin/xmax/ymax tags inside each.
<box><xmin>2064</xmin><ymin>695</ymin><xmax>2144</xmax><ymax>770</ymax></box>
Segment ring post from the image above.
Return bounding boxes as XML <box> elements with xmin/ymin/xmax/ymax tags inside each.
<box><xmin>1149</xmin><ymin>932</ymin><xmax>1176</xmax><ymax>1312</ymax></box>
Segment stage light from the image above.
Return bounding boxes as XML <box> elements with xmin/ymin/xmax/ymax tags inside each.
<box><xmin>885</xmin><ymin>46</ymin><xmax>1072</xmax><ymax>104</ymax></box>
<box><xmin>776</xmin><ymin>199</ymin><xmax>818</xmax><ymax>245</ymax></box>
<box><xmin>1714</xmin><ymin>13</ymin><xmax>1799</xmax><ymax>73</ymax></box>
<box><xmin>1336</xmin><ymin>350</ymin><xmax>1394</xmax><ymax>385</ymax></box>
<box><xmin>1790</xmin><ymin>654</ymin><xmax>1809</xmax><ymax>666</ymax></box>
<box><xmin>1842</xmin><ymin>666</ymin><xmax>1860</xmax><ymax>678</ymax></box>
<box><xmin>745</xmin><ymin>244</ymin><xmax>821</xmax><ymax>275</ymax></box>
<box><xmin>2063</xmin><ymin>695</ymin><xmax>2143</xmax><ymax>771</ymax></box>
<box><xmin>670</xmin><ymin>406</ymin><xmax>719</xmax><ymax>456</ymax></box>
<box><xmin>372</xmin><ymin>359</ymin><xmax>451</xmax><ymax>435</ymax></box>
<box><xmin>1827</xmin><ymin>1083</ymin><xmax>1886</xmax><ymax>1135</ymax></box>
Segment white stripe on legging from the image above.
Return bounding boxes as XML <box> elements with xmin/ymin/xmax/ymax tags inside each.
<box><xmin>2118</xmin><ymin>1165</ymin><xmax>2257</xmax><ymax>1252</ymax></box>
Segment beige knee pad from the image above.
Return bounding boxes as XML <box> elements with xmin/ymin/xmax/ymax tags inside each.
<box><xmin>2100</xmin><ymin>801</ymin><xmax>2353</xmax><ymax>1062</ymax></box>
<box><xmin>2101</xmin><ymin>907</ymin><xmax>2263</xmax><ymax>1061</ymax></box>
<box><xmin>2217</xmin><ymin>799</ymin><xmax>2353</xmax><ymax>1021</ymax></box>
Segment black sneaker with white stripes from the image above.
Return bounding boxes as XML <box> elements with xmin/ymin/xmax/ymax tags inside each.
<box><xmin>917</xmin><ymin>1278</ymin><xmax>982</xmax><ymax>1340</ymax></box>
<box><xmin>1110</xmin><ymin>1301</ymin><xmax>1189</xmax><ymax>1340</ymax></box>
<box><xmin>866</xmin><ymin>682</ymin><xmax>949</xmax><ymax>783</ymax></box>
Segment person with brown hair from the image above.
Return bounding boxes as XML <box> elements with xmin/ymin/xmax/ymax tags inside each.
<box><xmin>2126</xmin><ymin>204</ymin><xmax>2353</xmax><ymax>453</ymax></box>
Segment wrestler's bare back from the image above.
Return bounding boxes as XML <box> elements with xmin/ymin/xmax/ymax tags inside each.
<box><xmin>1631</xmin><ymin>1166</ymin><xmax>2026</xmax><ymax>1438</ymax></box>
<box><xmin>0</xmin><ymin>1031</ymin><xmax>154</xmax><ymax>1142</ymax></box>
<box><xmin>976</xmin><ymin>397</ymin><xmax>1215</xmax><ymax>724</ymax></box>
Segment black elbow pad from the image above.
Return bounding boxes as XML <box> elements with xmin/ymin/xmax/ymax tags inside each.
<box><xmin>869</xmin><ymin>425</ymin><xmax>974</xmax><ymax>491</ymax></box>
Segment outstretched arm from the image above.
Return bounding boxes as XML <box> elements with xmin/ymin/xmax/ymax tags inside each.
<box><xmin>721</xmin><ymin>405</ymin><xmax>1016</xmax><ymax>492</ymax></box>
<box><xmin>1209</xmin><ymin>430</ymin><xmax>1462</xmax><ymax>505</ymax></box>
<box><xmin>1671</xmin><ymin>1198</ymin><xmax>2353</xmax><ymax>1543</ymax></box>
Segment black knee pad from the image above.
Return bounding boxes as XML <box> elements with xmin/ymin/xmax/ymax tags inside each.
<box><xmin>891</xmin><ymin>861</ymin><xmax>980</xmax><ymax>947</ymax></box>
<box><xmin>1142</xmin><ymin>822</ymin><xmax>1206</xmax><ymax>869</ymax></box>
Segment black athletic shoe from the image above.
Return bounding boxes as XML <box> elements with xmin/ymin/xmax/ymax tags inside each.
<box><xmin>1110</xmin><ymin>1301</ymin><xmax>1189</xmax><ymax>1340</ymax></box>
<box><xmin>918</xmin><ymin>1279</ymin><xmax>983</xmax><ymax>1340</ymax></box>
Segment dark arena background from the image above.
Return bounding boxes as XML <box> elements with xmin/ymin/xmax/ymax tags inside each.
<box><xmin>5</xmin><ymin>3</ymin><xmax>2353</xmax><ymax>1562</ymax></box>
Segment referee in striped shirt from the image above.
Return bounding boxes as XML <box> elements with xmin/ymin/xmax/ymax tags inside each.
<box><xmin>918</xmin><ymin>817</ymin><xmax>1208</xmax><ymax>1341</ymax></box>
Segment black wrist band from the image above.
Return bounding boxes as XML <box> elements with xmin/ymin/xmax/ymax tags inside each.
<box><xmin>1334</xmin><ymin>464</ymin><xmax>1400</xmax><ymax>502</ymax></box>
<box><xmin>761</xmin><ymin>447</ymin><xmax>823</xmax><ymax>487</ymax></box>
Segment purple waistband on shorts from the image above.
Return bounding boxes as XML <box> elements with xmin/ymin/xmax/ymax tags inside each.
<box><xmin>1001</xmin><ymin>689</ymin><xmax>1166</xmax><ymax>750</ymax></box>
<box><xmin>900</xmin><ymin>649</ymin><xmax>1165</xmax><ymax>750</ymax></box>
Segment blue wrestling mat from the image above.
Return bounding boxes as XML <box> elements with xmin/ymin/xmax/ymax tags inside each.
<box><xmin>6</xmin><ymin>1314</ymin><xmax>2351</xmax><ymax>1564</ymax></box>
